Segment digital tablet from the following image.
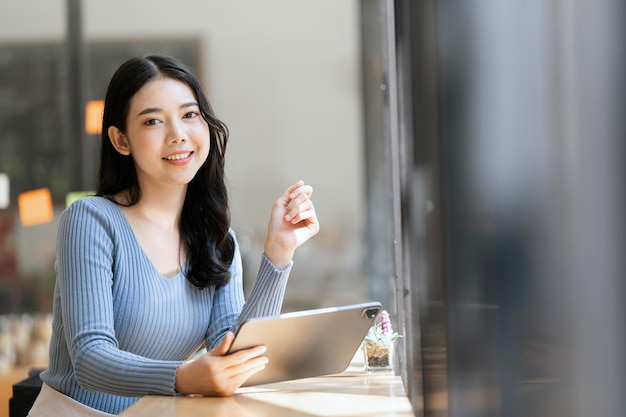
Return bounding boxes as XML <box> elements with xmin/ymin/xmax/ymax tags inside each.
<box><xmin>228</xmin><ymin>301</ymin><xmax>382</xmax><ymax>387</ymax></box>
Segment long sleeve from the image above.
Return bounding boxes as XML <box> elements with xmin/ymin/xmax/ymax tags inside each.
<box><xmin>204</xmin><ymin>251</ymin><xmax>292</xmax><ymax>351</ymax></box>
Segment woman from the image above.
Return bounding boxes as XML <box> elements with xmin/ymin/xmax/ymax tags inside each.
<box><xmin>29</xmin><ymin>55</ymin><xmax>319</xmax><ymax>416</ymax></box>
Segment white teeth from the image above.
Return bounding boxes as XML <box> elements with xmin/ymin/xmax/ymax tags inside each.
<box><xmin>164</xmin><ymin>152</ymin><xmax>191</xmax><ymax>161</ymax></box>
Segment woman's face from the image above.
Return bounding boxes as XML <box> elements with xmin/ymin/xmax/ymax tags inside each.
<box><xmin>109</xmin><ymin>77</ymin><xmax>211</xmax><ymax>192</ymax></box>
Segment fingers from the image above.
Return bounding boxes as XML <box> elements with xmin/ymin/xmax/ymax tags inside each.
<box><xmin>284</xmin><ymin>182</ymin><xmax>315</xmax><ymax>223</ymax></box>
<box><xmin>264</xmin><ymin>179</ymin><xmax>319</xmax><ymax>267</ymax></box>
<box><xmin>213</xmin><ymin>348</ymin><xmax>268</xmax><ymax>396</ymax></box>
<box><xmin>287</xmin><ymin>186</ymin><xmax>313</xmax><ymax>207</ymax></box>
<box><xmin>228</xmin><ymin>345</ymin><xmax>267</xmax><ymax>365</ymax></box>
<box><xmin>226</xmin><ymin>354</ymin><xmax>268</xmax><ymax>379</ymax></box>
<box><xmin>208</xmin><ymin>332</ymin><xmax>267</xmax><ymax>366</ymax></box>
<box><xmin>211</xmin><ymin>333</ymin><xmax>267</xmax><ymax>360</ymax></box>
<box><xmin>285</xmin><ymin>198</ymin><xmax>314</xmax><ymax>223</ymax></box>
<box><xmin>288</xmin><ymin>181</ymin><xmax>312</xmax><ymax>199</ymax></box>
<box><xmin>285</xmin><ymin>179</ymin><xmax>306</xmax><ymax>197</ymax></box>
<box><xmin>285</xmin><ymin>201</ymin><xmax>316</xmax><ymax>224</ymax></box>
<box><xmin>281</xmin><ymin>180</ymin><xmax>312</xmax><ymax>203</ymax></box>
<box><xmin>183</xmin><ymin>344</ymin><xmax>268</xmax><ymax>397</ymax></box>
<box><xmin>222</xmin><ymin>347</ymin><xmax>268</xmax><ymax>392</ymax></box>
<box><xmin>208</xmin><ymin>331</ymin><xmax>234</xmax><ymax>356</ymax></box>
<box><xmin>232</xmin><ymin>363</ymin><xmax>267</xmax><ymax>390</ymax></box>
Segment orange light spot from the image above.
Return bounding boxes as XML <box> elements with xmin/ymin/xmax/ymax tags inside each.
<box><xmin>85</xmin><ymin>100</ymin><xmax>105</xmax><ymax>135</ymax></box>
<box><xmin>18</xmin><ymin>188</ymin><xmax>54</xmax><ymax>226</ymax></box>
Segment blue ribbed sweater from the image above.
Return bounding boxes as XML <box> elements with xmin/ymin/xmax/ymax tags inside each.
<box><xmin>40</xmin><ymin>197</ymin><xmax>291</xmax><ymax>414</ymax></box>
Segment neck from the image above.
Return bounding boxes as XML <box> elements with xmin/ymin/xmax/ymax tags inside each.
<box><xmin>130</xmin><ymin>184</ymin><xmax>187</xmax><ymax>231</ymax></box>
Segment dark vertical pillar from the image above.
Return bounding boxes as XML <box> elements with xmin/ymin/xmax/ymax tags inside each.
<box><xmin>360</xmin><ymin>0</ymin><xmax>394</xmax><ymax>314</ymax></box>
<box><xmin>396</xmin><ymin>1</ymin><xmax>447</xmax><ymax>415</ymax></box>
<box><xmin>66</xmin><ymin>0</ymin><xmax>87</xmax><ymax>191</ymax></box>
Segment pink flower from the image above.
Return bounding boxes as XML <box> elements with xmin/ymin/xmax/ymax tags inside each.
<box><xmin>365</xmin><ymin>308</ymin><xmax>401</xmax><ymax>346</ymax></box>
<box><xmin>379</xmin><ymin>310</ymin><xmax>391</xmax><ymax>335</ymax></box>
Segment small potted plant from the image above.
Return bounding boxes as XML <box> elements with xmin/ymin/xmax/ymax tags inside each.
<box><xmin>363</xmin><ymin>309</ymin><xmax>401</xmax><ymax>372</ymax></box>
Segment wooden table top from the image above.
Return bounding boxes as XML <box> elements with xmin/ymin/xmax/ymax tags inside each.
<box><xmin>120</xmin><ymin>363</ymin><xmax>414</xmax><ymax>417</ymax></box>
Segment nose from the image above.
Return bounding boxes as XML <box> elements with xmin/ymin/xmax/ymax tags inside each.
<box><xmin>167</xmin><ymin>120</ymin><xmax>187</xmax><ymax>144</ymax></box>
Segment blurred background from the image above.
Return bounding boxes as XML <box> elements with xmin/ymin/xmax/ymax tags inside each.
<box><xmin>0</xmin><ymin>0</ymin><xmax>368</xmax><ymax>315</ymax></box>
<box><xmin>0</xmin><ymin>1</ymin><xmax>371</xmax><ymax>413</ymax></box>
<box><xmin>1</xmin><ymin>1</ymin><xmax>626</xmax><ymax>416</ymax></box>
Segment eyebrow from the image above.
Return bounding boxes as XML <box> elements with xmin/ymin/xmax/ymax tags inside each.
<box><xmin>136</xmin><ymin>102</ymin><xmax>199</xmax><ymax>117</ymax></box>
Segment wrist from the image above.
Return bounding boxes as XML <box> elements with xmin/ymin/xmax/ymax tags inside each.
<box><xmin>263</xmin><ymin>246</ymin><xmax>294</xmax><ymax>269</ymax></box>
<box><xmin>175</xmin><ymin>362</ymin><xmax>193</xmax><ymax>395</ymax></box>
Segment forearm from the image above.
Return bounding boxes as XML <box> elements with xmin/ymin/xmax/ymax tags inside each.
<box><xmin>73</xmin><ymin>343</ymin><xmax>183</xmax><ymax>396</ymax></box>
<box><xmin>238</xmin><ymin>254</ymin><xmax>291</xmax><ymax>323</ymax></box>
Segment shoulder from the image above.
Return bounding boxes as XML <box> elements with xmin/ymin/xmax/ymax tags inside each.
<box><xmin>228</xmin><ymin>227</ymin><xmax>241</xmax><ymax>252</ymax></box>
<box><xmin>65</xmin><ymin>195</ymin><xmax>118</xmax><ymax>213</ymax></box>
<box><xmin>60</xmin><ymin>196</ymin><xmax>123</xmax><ymax>230</ymax></box>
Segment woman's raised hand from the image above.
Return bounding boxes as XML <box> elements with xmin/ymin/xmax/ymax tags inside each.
<box><xmin>263</xmin><ymin>180</ymin><xmax>320</xmax><ymax>268</ymax></box>
<box><xmin>175</xmin><ymin>181</ymin><xmax>319</xmax><ymax>396</ymax></box>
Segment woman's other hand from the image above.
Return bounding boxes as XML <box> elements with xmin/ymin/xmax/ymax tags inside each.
<box><xmin>264</xmin><ymin>180</ymin><xmax>320</xmax><ymax>268</ymax></box>
<box><xmin>174</xmin><ymin>332</ymin><xmax>267</xmax><ymax>397</ymax></box>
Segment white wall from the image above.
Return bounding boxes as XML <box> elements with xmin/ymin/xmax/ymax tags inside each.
<box><xmin>0</xmin><ymin>0</ymin><xmax>66</xmax><ymax>39</ymax></box>
<box><xmin>1</xmin><ymin>0</ymin><xmax>368</xmax><ymax>309</ymax></box>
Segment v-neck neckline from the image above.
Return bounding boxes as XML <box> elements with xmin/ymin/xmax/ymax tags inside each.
<box><xmin>105</xmin><ymin>198</ymin><xmax>187</xmax><ymax>280</ymax></box>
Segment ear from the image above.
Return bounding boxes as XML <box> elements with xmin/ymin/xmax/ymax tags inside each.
<box><xmin>108</xmin><ymin>126</ymin><xmax>131</xmax><ymax>156</ymax></box>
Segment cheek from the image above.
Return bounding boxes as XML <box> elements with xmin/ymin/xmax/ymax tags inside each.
<box><xmin>199</xmin><ymin>141</ymin><xmax>211</xmax><ymax>162</ymax></box>
<box><xmin>195</xmin><ymin>126</ymin><xmax>212</xmax><ymax>150</ymax></box>
<box><xmin>192</xmin><ymin>130</ymin><xmax>211</xmax><ymax>161</ymax></box>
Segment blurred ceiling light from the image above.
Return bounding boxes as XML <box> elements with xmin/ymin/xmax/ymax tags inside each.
<box><xmin>0</xmin><ymin>173</ymin><xmax>9</xmax><ymax>209</ymax></box>
<box><xmin>18</xmin><ymin>188</ymin><xmax>54</xmax><ymax>226</ymax></box>
<box><xmin>85</xmin><ymin>100</ymin><xmax>105</xmax><ymax>135</ymax></box>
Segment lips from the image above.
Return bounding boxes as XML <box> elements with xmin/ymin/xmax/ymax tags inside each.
<box><xmin>163</xmin><ymin>151</ymin><xmax>193</xmax><ymax>161</ymax></box>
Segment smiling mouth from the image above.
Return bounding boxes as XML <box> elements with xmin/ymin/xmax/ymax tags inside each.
<box><xmin>163</xmin><ymin>152</ymin><xmax>193</xmax><ymax>161</ymax></box>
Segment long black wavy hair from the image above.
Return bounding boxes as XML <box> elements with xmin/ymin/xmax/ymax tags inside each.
<box><xmin>96</xmin><ymin>55</ymin><xmax>235</xmax><ymax>288</ymax></box>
